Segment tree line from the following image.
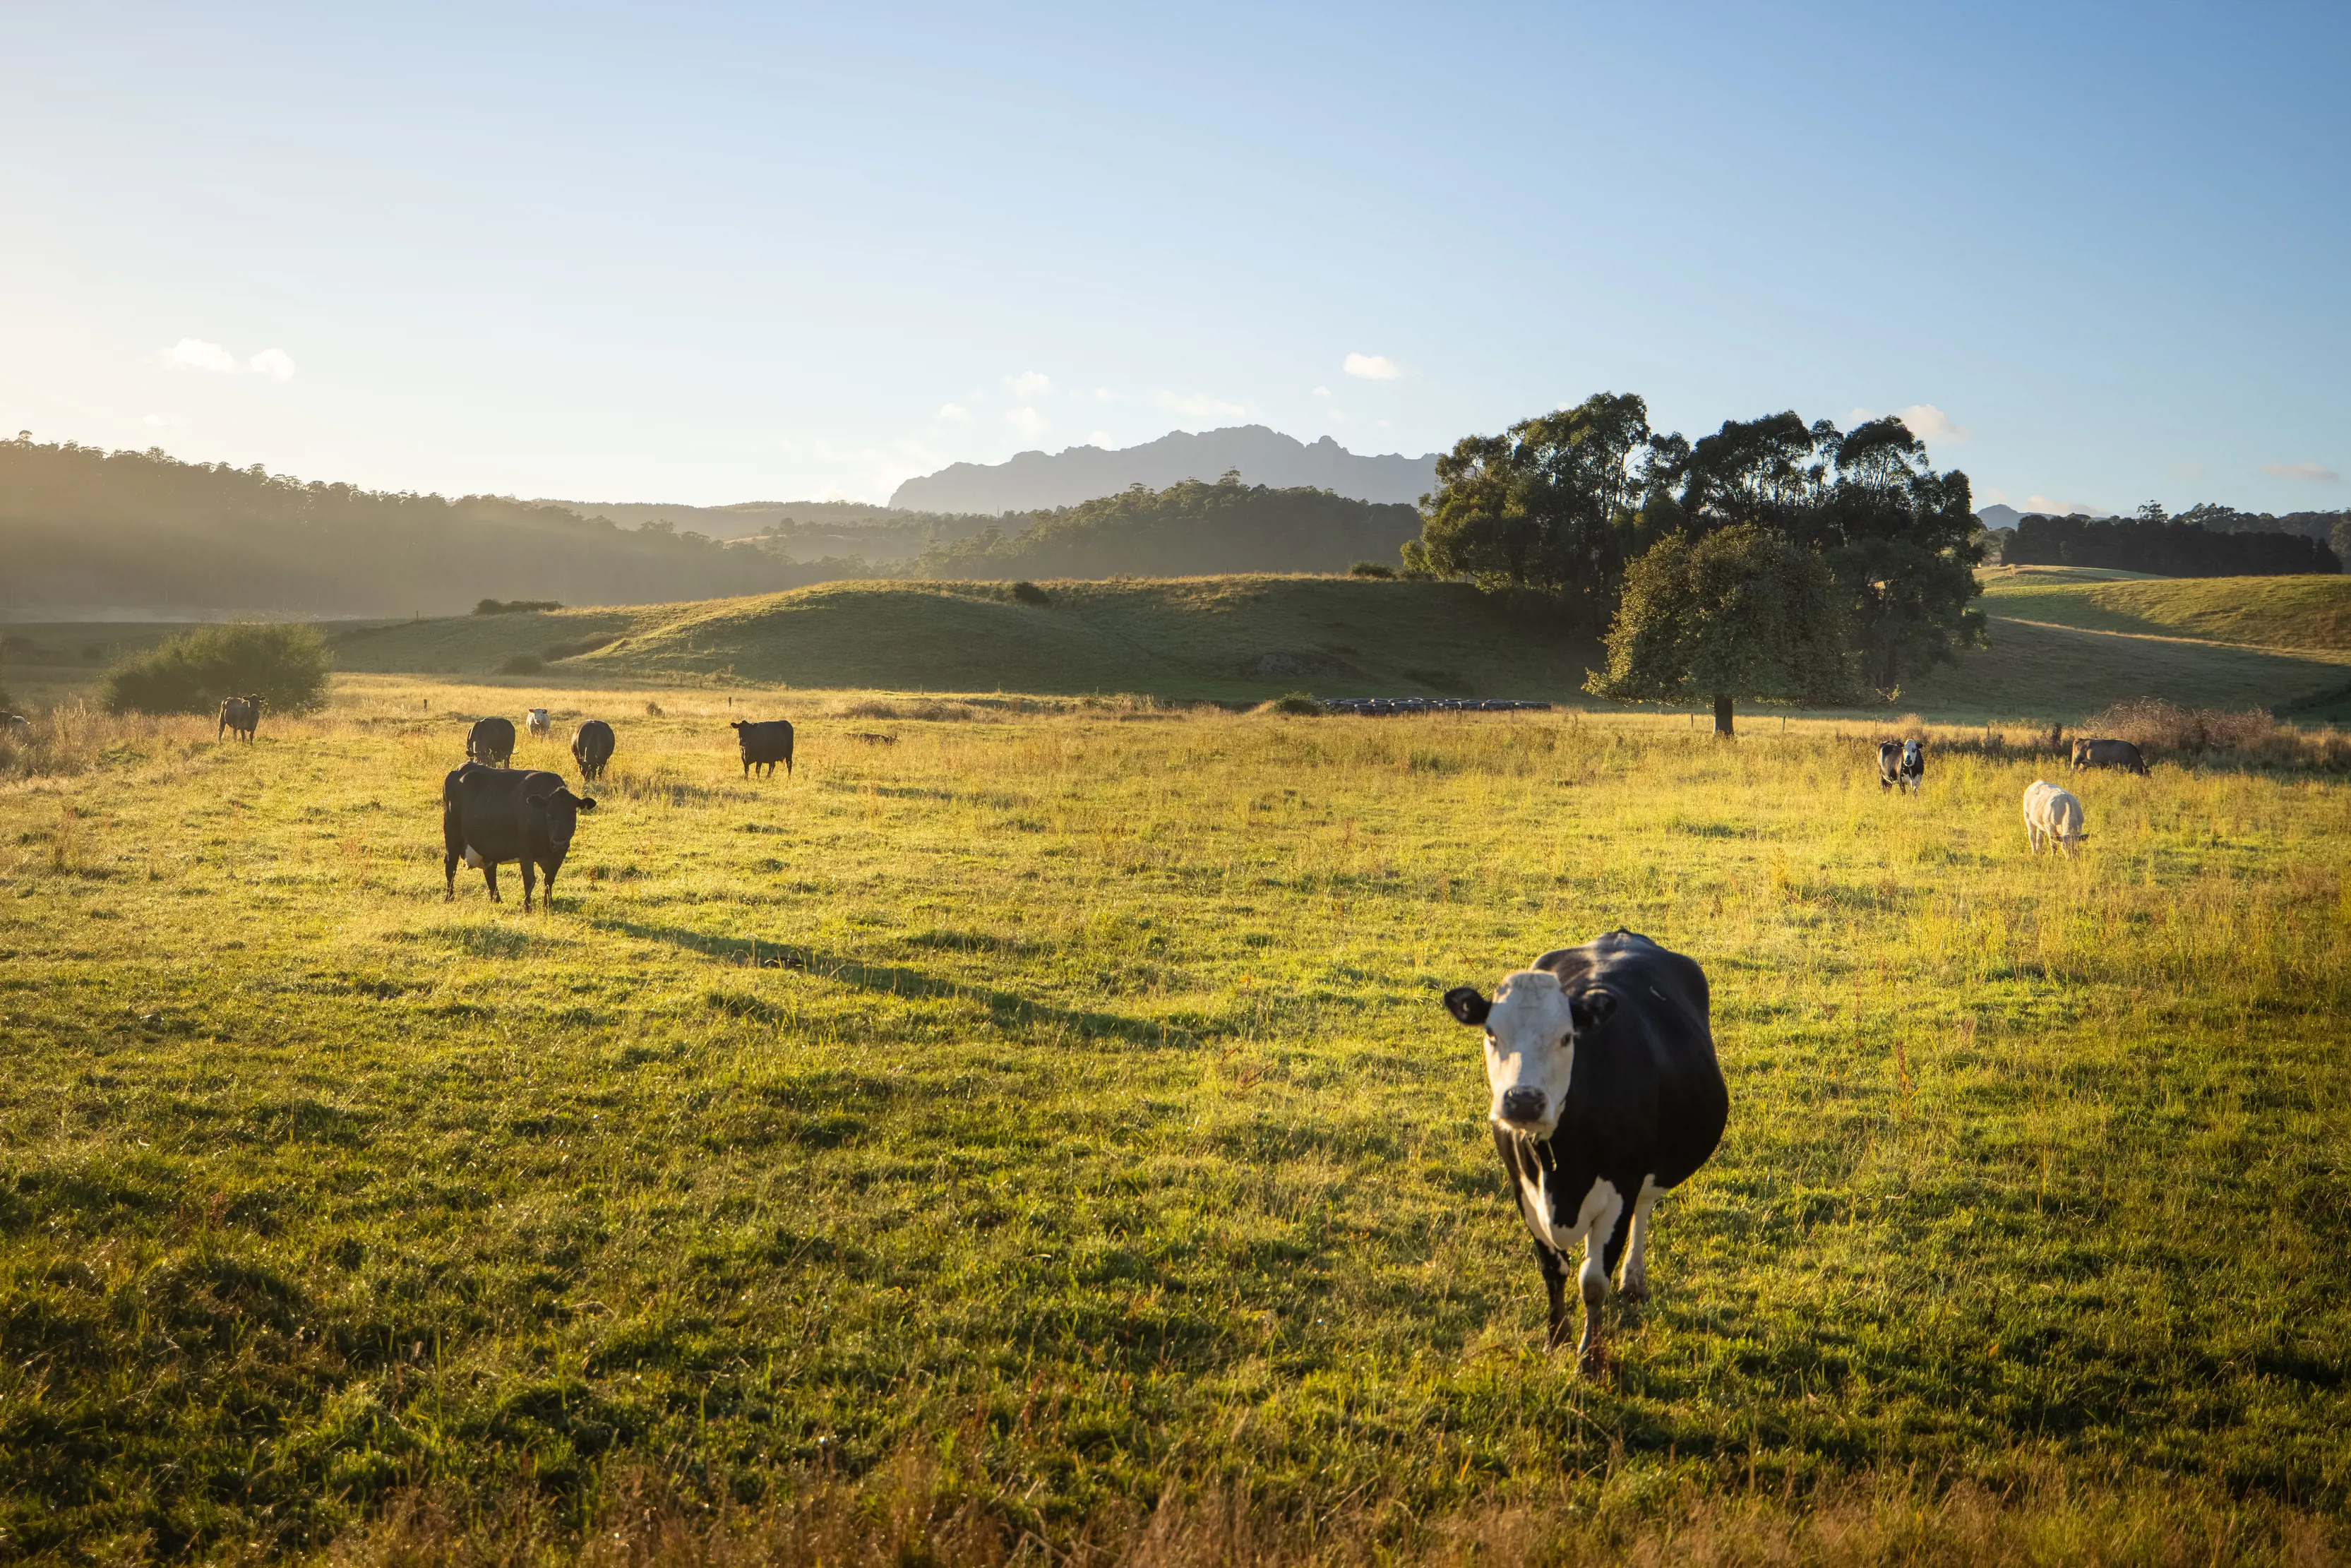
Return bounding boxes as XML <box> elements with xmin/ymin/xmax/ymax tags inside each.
<box><xmin>1401</xmin><ymin>395</ymin><xmax>1986</xmax><ymax>729</ymax></box>
<box><xmin>2005</xmin><ymin>505</ymin><xmax>2341</xmax><ymax>575</ymax></box>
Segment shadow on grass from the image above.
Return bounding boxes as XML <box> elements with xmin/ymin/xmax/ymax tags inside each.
<box><xmin>580</xmin><ymin>913</ymin><xmax>1193</xmax><ymax>1048</ymax></box>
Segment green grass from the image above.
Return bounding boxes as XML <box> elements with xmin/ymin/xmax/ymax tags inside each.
<box><xmin>1980</xmin><ymin>569</ymin><xmax>2351</xmax><ymax>651</ymax></box>
<box><xmin>3</xmin><ymin>677</ymin><xmax>2347</xmax><ymax>1561</ymax></box>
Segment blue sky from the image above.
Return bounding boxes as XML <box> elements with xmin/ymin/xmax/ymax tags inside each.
<box><xmin>2</xmin><ymin>2</ymin><xmax>2344</xmax><ymax>512</ymax></box>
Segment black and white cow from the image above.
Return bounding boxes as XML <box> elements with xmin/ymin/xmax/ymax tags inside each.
<box><xmin>1878</xmin><ymin>738</ymin><xmax>1923</xmax><ymax>793</ymax></box>
<box><xmin>1442</xmin><ymin>929</ymin><xmax>1726</xmax><ymax>1372</ymax></box>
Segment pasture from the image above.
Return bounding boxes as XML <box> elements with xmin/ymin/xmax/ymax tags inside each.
<box><xmin>2</xmin><ymin>678</ymin><xmax>2347</xmax><ymax>1562</ymax></box>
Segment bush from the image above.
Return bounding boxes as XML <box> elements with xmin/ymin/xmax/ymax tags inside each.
<box><xmin>101</xmin><ymin>623</ymin><xmax>331</xmax><ymax>716</ymax></box>
<box><xmin>1010</xmin><ymin>580</ymin><xmax>1050</xmax><ymax>605</ymax></box>
<box><xmin>1348</xmin><ymin>561</ymin><xmax>1396</xmax><ymax>578</ymax></box>
<box><xmin>1262</xmin><ymin>691</ymin><xmax>1324</xmax><ymax>716</ymax></box>
<box><xmin>474</xmin><ymin>599</ymin><xmax>563</xmax><ymax>615</ymax></box>
<box><xmin>2083</xmin><ymin>699</ymin><xmax>2280</xmax><ymax>756</ymax></box>
<box><xmin>499</xmin><ymin>654</ymin><xmax>544</xmax><ymax>676</ymax></box>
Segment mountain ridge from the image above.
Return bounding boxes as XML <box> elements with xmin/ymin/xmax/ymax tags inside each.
<box><xmin>889</xmin><ymin>425</ymin><xmax>1439</xmax><ymax>512</ymax></box>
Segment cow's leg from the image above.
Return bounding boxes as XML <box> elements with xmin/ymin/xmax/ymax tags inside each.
<box><xmin>541</xmin><ymin>861</ymin><xmax>558</xmax><ymax>912</ymax></box>
<box><xmin>1536</xmin><ymin>1243</ymin><xmax>1572</xmax><ymax>1351</ymax></box>
<box><xmin>482</xmin><ymin>863</ymin><xmax>501</xmax><ymax>903</ymax></box>
<box><xmin>1575</xmin><ymin>1187</ymin><xmax>1627</xmax><ymax>1373</ymax></box>
<box><xmin>520</xmin><ymin>859</ymin><xmax>538</xmax><ymax>913</ymax></box>
<box><xmin>443</xmin><ymin>850</ymin><xmax>459</xmax><ymax>899</ymax></box>
<box><xmin>1616</xmin><ymin>1179</ymin><xmax>1662</xmax><ymax>1301</ymax></box>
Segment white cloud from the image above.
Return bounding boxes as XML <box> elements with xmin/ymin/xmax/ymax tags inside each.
<box><xmin>164</xmin><ymin>338</ymin><xmax>241</xmax><ymax>374</ymax></box>
<box><xmin>1006</xmin><ymin>406</ymin><xmax>1049</xmax><ymax>438</ymax></box>
<box><xmin>1849</xmin><ymin>403</ymin><xmax>1968</xmax><ymax>443</ymax></box>
<box><xmin>1344</xmin><ymin>352</ymin><xmax>1404</xmax><ymax>381</ymax></box>
<box><xmin>159</xmin><ymin>338</ymin><xmax>296</xmax><ymax>380</ymax></box>
<box><xmin>1002</xmin><ymin>371</ymin><xmax>1053</xmax><ymax>400</ymax></box>
<box><xmin>1091</xmin><ymin>387</ymin><xmax>1118</xmax><ymax>402</ymax></box>
<box><xmin>936</xmin><ymin>402</ymin><xmax>971</xmax><ymax>422</ymax></box>
<box><xmin>2027</xmin><ymin>493</ymin><xmax>2101</xmax><ymax>517</ymax></box>
<box><xmin>1312</xmin><ymin>386</ymin><xmax>1332</xmax><ymax>398</ymax></box>
<box><xmin>2263</xmin><ymin>461</ymin><xmax>2340</xmax><ymax>483</ymax></box>
<box><xmin>1152</xmin><ymin>390</ymin><xmax>1246</xmax><ymax>419</ymax></box>
<box><xmin>142</xmin><ymin>412</ymin><xmax>182</xmax><ymax>428</ymax></box>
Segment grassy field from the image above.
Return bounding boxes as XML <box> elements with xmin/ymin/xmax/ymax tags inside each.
<box><xmin>2</xmin><ymin>678</ymin><xmax>2347</xmax><ymax>1562</ymax></box>
<box><xmin>1979</xmin><ymin>568</ymin><xmax>2351</xmax><ymax>652</ymax></box>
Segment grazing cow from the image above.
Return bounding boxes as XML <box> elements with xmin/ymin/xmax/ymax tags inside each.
<box><xmin>441</xmin><ymin>763</ymin><xmax>597</xmax><ymax>910</ymax></box>
<box><xmin>1878</xmin><ymin>738</ymin><xmax>1924</xmax><ymax>794</ymax></box>
<box><xmin>217</xmin><ymin>694</ymin><xmax>261</xmax><ymax>742</ymax></box>
<box><xmin>572</xmin><ymin>718</ymin><xmax>615</xmax><ymax>782</ymax></box>
<box><xmin>526</xmin><ymin>707</ymin><xmax>551</xmax><ymax>739</ymax></box>
<box><xmin>5</xmin><ymin>713</ymin><xmax>31</xmax><ymax>739</ymax></box>
<box><xmin>1441</xmin><ymin>929</ymin><xmax>1726</xmax><ymax>1372</ymax></box>
<box><xmin>2023</xmin><ymin>779</ymin><xmax>2088</xmax><ymax>857</ymax></box>
<box><xmin>467</xmin><ymin>716</ymin><xmax>517</xmax><ymax>767</ymax></box>
<box><xmin>731</xmin><ymin>718</ymin><xmax>794</xmax><ymax>778</ymax></box>
<box><xmin>2071</xmin><ymin>737</ymin><xmax>2148</xmax><ymax>776</ymax></box>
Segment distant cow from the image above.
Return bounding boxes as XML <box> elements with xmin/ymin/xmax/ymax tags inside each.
<box><xmin>5</xmin><ymin>713</ymin><xmax>31</xmax><ymax>740</ymax></box>
<box><xmin>1878</xmin><ymin>738</ymin><xmax>1923</xmax><ymax>794</ymax></box>
<box><xmin>217</xmin><ymin>695</ymin><xmax>261</xmax><ymax>742</ymax></box>
<box><xmin>2023</xmin><ymin>779</ymin><xmax>2088</xmax><ymax>857</ymax></box>
<box><xmin>467</xmin><ymin>716</ymin><xmax>517</xmax><ymax>767</ymax></box>
<box><xmin>732</xmin><ymin>719</ymin><xmax>794</xmax><ymax>778</ymax></box>
<box><xmin>2071</xmin><ymin>737</ymin><xmax>2148</xmax><ymax>776</ymax></box>
<box><xmin>572</xmin><ymin>719</ymin><xmax>615</xmax><ymax>782</ymax></box>
<box><xmin>1441</xmin><ymin>929</ymin><xmax>1727</xmax><ymax>1372</ymax></box>
<box><xmin>526</xmin><ymin>707</ymin><xmax>551</xmax><ymax>739</ymax></box>
<box><xmin>441</xmin><ymin>763</ymin><xmax>597</xmax><ymax>910</ymax></box>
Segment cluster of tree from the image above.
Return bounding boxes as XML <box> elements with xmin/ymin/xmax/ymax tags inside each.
<box><xmin>755</xmin><ymin>507</ymin><xmax>1002</xmax><ymax>563</ymax></box>
<box><xmin>2007</xmin><ymin>504</ymin><xmax>2341</xmax><ymax>575</ymax></box>
<box><xmin>2171</xmin><ymin>503</ymin><xmax>2347</xmax><ymax>544</ymax></box>
<box><xmin>100</xmin><ymin>622</ymin><xmax>333</xmax><ymax>716</ymax></box>
<box><xmin>1407</xmin><ymin>395</ymin><xmax>1986</xmax><ymax>728</ymax></box>
<box><xmin>907</xmin><ymin>474</ymin><xmax>1422</xmax><ymax>580</ymax></box>
<box><xmin>0</xmin><ymin>437</ymin><xmax>861</xmax><ymax>617</ymax></box>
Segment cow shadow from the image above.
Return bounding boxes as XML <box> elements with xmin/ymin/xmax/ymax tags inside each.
<box><xmin>580</xmin><ymin>914</ymin><xmax>1191</xmax><ymax>1050</ymax></box>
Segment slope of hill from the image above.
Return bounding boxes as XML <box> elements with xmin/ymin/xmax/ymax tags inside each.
<box><xmin>322</xmin><ymin>577</ymin><xmax>1596</xmax><ymax>700</ymax></box>
<box><xmin>909</xmin><ymin>478</ymin><xmax>1419</xmax><ymax>580</ymax></box>
<box><xmin>889</xmin><ymin>426</ymin><xmax>1438</xmax><ymax>511</ymax></box>
<box><xmin>1979</xmin><ymin>568</ymin><xmax>2351</xmax><ymax>650</ymax></box>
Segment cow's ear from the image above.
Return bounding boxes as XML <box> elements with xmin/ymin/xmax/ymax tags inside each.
<box><xmin>1569</xmin><ymin>988</ymin><xmax>1617</xmax><ymax>1033</ymax></box>
<box><xmin>575</xmin><ymin>796</ymin><xmax>597</xmax><ymax>812</ymax></box>
<box><xmin>1442</xmin><ymin>986</ymin><xmax>1490</xmax><ymax>1027</ymax></box>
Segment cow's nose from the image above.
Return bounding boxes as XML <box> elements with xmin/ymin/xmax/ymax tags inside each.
<box><xmin>1500</xmin><ymin>1087</ymin><xmax>1547</xmax><ymax>1125</ymax></box>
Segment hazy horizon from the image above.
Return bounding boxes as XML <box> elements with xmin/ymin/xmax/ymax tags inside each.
<box><xmin>2</xmin><ymin>3</ymin><xmax>2345</xmax><ymax>515</ymax></box>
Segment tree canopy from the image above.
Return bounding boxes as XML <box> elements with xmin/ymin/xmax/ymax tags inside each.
<box><xmin>2009</xmin><ymin>505</ymin><xmax>2340</xmax><ymax>576</ymax></box>
<box><xmin>1586</xmin><ymin>523</ymin><xmax>1862</xmax><ymax>734</ymax></box>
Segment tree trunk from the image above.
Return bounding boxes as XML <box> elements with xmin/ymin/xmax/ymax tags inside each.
<box><xmin>1713</xmin><ymin>695</ymin><xmax>1734</xmax><ymax>736</ymax></box>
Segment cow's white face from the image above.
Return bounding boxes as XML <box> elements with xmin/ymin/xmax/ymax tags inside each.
<box><xmin>1444</xmin><ymin>969</ymin><xmax>1615</xmax><ymax>1140</ymax></box>
<box><xmin>1903</xmin><ymin>741</ymin><xmax>1922</xmax><ymax>772</ymax></box>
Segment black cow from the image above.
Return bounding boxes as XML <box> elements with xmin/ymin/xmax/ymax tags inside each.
<box><xmin>218</xmin><ymin>694</ymin><xmax>261</xmax><ymax>742</ymax></box>
<box><xmin>1878</xmin><ymin>738</ymin><xmax>1923</xmax><ymax>793</ymax></box>
<box><xmin>1442</xmin><ymin>929</ymin><xmax>1726</xmax><ymax>1372</ymax></box>
<box><xmin>2071</xmin><ymin>737</ymin><xmax>2148</xmax><ymax>776</ymax></box>
<box><xmin>731</xmin><ymin>718</ymin><xmax>794</xmax><ymax>777</ymax></box>
<box><xmin>441</xmin><ymin>763</ymin><xmax>596</xmax><ymax>911</ymax></box>
<box><xmin>467</xmin><ymin>716</ymin><xmax>517</xmax><ymax>767</ymax></box>
<box><xmin>572</xmin><ymin>719</ymin><xmax>615</xmax><ymax>782</ymax></box>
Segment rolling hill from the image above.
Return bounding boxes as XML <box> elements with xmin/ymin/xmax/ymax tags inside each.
<box><xmin>889</xmin><ymin>426</ymin><xmax>1439</xmax><ymax>511</ymax></box>
<box><xmin>1978</xmin><ymin>568</ymin><xmax>2351</xmax><ymax>651</ymax></box>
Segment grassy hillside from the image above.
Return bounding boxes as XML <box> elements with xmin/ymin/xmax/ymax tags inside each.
<box><xmin>1980</xmin><ymin>568</ymin><xmax>2351</xmax><ymax>650</ymax></box>
<box><xmin>1901</xmin><ymin>613</ymin><xmax>2351</xmax><ymax>720</ymax></box>
<box><xmin>1</xmin><ymin>691</ymin><xmax>2345</xmax><ymax>1559</ymax></box>
<box><xmin>325</xmin><ymin>577</ymin><xmax>1600</xmax><ymax>702</ymax></box>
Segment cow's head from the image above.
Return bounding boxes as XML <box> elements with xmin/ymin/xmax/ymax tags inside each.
<box><xmin>522</xmin><ymin>781</ymin><xmax>597</xmax><ymax>854</ymax></box>
<box><xmin>1442</xmin><ymin>970</ymin><xmax>1616</xmax><ymax>1140</ymax></box>
<box><xmin>1903</xmin><ymin>740</ymin><xmax>1923</xmax><ymax>772</ymax></box>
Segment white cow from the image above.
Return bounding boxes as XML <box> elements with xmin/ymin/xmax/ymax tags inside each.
<box><xmin>2022</xmin><ymin>779</ymin><xmax>2087</xmax><ymax>857</ymax></box>
<box><xmin>525</xmin><ymin>707</ymin><xmax>551</xmax><ymax>739</ymax></box>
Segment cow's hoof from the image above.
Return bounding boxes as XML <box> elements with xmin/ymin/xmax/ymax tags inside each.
<box><xmin>1617</xmin><ymin>1282</ymin><xmax>1647</xmax><ymax>1305</ymax></box>
<box><xmin>1577</xmin><ymin>1344</ymin><xmax>1610</xmax><ymax>1378</ymax></box>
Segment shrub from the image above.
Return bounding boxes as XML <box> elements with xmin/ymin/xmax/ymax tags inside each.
<box><xmin>474</xmin><ymin>599</ymin><xmax>563</xmax><ymax>615</ymax></box>
<box><xmin>101</xmin><ymin>623</ymin><xmax>331</xmax><ymax>716</ymax></box>
<box><xmin>1010</xmin><ymin>580</ymin><xmax>1050</xmax><ymax>605</ymax></box>
<box><xmin>1262</xmin><ymin>691</ymin><xmax>1324</xmax><ymax>716</ymax></box>
<box><xmin>1348</xmin><ymin>561</ymin><xmax>1396</xmax><ymax>578</ymax></box>
<box><xmin>2084</xmin><ymin>699</ymin><xmax>2280</xmax><ymax>756</ymax></box>
<box><xmin>499</xmin><ymin>654</ymin><xmax>544</xmax><ymax>676</ymax></box>
<box><xmin>645</xmin><ymin>700</ymin><xmax>665</xmax><ymax>717</ymax></box>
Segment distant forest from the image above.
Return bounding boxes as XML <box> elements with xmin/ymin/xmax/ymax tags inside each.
<box><xmin>910</xmin><ymin>474</ymin><xmax>1420</xmax><ymax>580</ymax></box>
<box><xmin>2009</xmin><ymin>507</ymin><xmax>2341</xmax><ymax>576</ymax></box>
<box><xmin>0</xmin><ymin>438</ymin><xmax>868</xmax><ymax>616</ymax></box>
